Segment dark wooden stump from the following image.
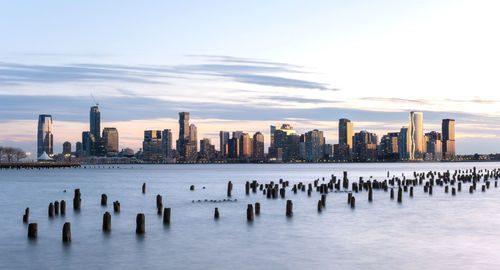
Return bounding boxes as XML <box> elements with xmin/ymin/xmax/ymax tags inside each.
<box><xmin>62</xmin><ymin>222</ymin><xmax>71</xmax><ymax>242</ymax></box>
<box><xmin>214</xmin><ymin>208</ymin><xmax>220</xmax><ymax>219</ymax></box>
<box><xmin>142</xmin><ymin>183</ymin><xmax>146</xmax><ymax>193</ymax></box>
<box><xmin>247</xmin><ymin>204</ymin><xmax>254</xmax><ymax>221</ymax></box>
<box><xmin>103</xmin><ymin>212</ymin><xmax>111</xmax><ymax>231</ymax></box>
<box><xmin>113</xmin><ymin>201</ymin><xmax>120</xmax><ymax>212</ymax></box>
<box><xmin>317</xmin><ymin>200</ymin><xmax>322</xmax><ymax>212</ymax></box>
<box><xmin>48</xmin><ymin>203</ymin><xmax>54</xmax><ymax>217</ymax></box>
<box><xmin>255</xmin><ymin>202</ymin><xmax>260</xmax><ymax>215</ymax></box>
<box><xmin>23</xmin><ymin>207</ymin><xmax>29</xmax><ymax>223</ymax></box>
<box><xmin>27</xmin><ymin>223</ymin><xmax>37</xmax><ymax>239</ymax></box>
<box><xmin>73</xmin><ymin>189</ymin><xmax>81</xmax><ymax>210</ymax></box>
<box><xmin>101</xmin><ymin>194</ymin><xmax>107</xmax><ymax>206</ymax></box>
<box><xmin>136</xmin><ymin>213</ymin><xmax>145</xmax><ymax>234</ymax></box>
<box><xmin>350</xmin><ymin>196</ymin><xmax>355</xmax><ymax>208</ymax></box>
<box><xmin>286</xmin><ymin>200</ymin><xmax>293</xmax><ymax>217</ymax></box>
<box><xmin>163</xmin><ymin>208</ymin><xmax>171</xmax><ymax>225</ymax></box>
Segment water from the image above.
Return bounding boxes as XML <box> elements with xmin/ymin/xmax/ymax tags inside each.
<box><xmin>1</xmin><ymin>162</ymin><xmax>500</xmax><ymax>270</ymax></box>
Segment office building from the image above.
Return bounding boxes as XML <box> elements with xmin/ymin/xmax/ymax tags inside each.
<box><xmin>442</xmin><ymin>119</ymin><xmax>456</xmax><ymax>159</ymax></box>
<box><xmin>425</xmin><ymin>131</ymin><xmax>442</xmax><ymax>160</ymax></box>
<box><xmin>37</xmin><ymin>114</ymin><xmax>54</xmax><ymax>158</ymax></box>
<box><xmin>102</xmin><ymin>127</ymin><xmax>119</xmax><ymax>155</ymax></box>
<box><xmin>143</xmin><ymin>130</ymin><xmax>163</xmax><ymax>161</ymax></box>
<box><xmin>219</xmin><ymin>131</ymin><xmax>230</xmax><ymax>156</ymax></box>
<box><xmin>409</xmin><ymin>111</ymin><xmax>424</xmax><ymax>160</ymax></box>
<box><xmin>305</xmin><ymin>129</ymin><xmax>325</xmax><ymax>162</ymax></box>
<box><xmin>162</xmin><ymin>129</ymin><xmax>173</xmax><ymax>158</ymax></box>
<box><xmin>398</xmin><ymin>127</ymin><xmax>411</xmax><ymax>160</ymax></box>
<box><xmin>252</xmin><ymin>132</ymin><xmax>265</xmax><ymax>160</ymax></box>
<box><xmin>90</xmin><ymin>106</ymin><xmax>101</xmax><ymax>139</ymax></box>
<box><xmin>379</xmin><ymin>132</ymin><xmax>399</xmax><ymax>160</ymax></box>
<box><xmin>62</xmin><ymin>141</ymin><xmax>71</xmax><ymax>155</ymax></box>
<box><xmin>176</xmin><ymin>112</ymin><xmax>190</xmax><ymax>158</ymax></box>
<box><xmin>353</xmin><ymin>130</ymin><xmax>378</xmax><ymax>161</ymax></box>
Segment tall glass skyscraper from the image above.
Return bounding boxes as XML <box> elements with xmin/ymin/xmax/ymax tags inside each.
<box><xmin>102</xmin><ymin>127</ymin><xmax>119</xmax><ymax>155</ymax></box>
<box><xmin>37</xmin><ymin>114</ymin><xmax>53</xmax><ymax>158</ymax></box>
<box><xmin>90</xmin><ymin>106</ymin><xmax>101</xmax><ymax>139</ymax></box>
<box><xmin>409</xmin><ymin>111</ymin><xmax>423</xmax><ymax>160</ymax></box>
<box><xmin>442</xmin><ymin>119</ymin><xmax>455</xmax><ymax>159</ymax></box>
<box><xmin>338</xmin><ymin>118</ymin><xmax>353</xmax><ymax>149</ymax></box>
<box><xmin>176</xmin><ymin>112</ymin><xmax>190</xmax><ymax>157</ymax></box>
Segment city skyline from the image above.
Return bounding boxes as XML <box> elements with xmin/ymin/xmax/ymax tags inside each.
<box><xmin>30</xmin><ymin>106</ymin><xmax>458</xmax><ymax>163</ymax></box>
<box><xmin>2</xmin><ymin>1</ymin><xmax>500</xmax><ymax>156</ymax></box>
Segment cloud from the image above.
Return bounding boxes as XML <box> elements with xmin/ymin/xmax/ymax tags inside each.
<box><xmin>0</xmin><ymin>55</ymin><xmax>334</xmax><ymax>90</ymax></box>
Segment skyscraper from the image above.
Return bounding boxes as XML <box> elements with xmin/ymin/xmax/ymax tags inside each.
<box><xmin>143</xmin><ymin>130</ymin><xmax>162</xmax><ymax>161</ymax></box>
<box><xmin>200</xmin><ymin>138</ymin><xmax>215</xmax><ymax>160</ymax></box>
<box><xmin>252</xmin><ymin>132</ymin><xmax>265</xmax><ymax>160</ymax></box>
<box><xmin>162</xmin><ymin>129</ymin><xmax>173</xmax><ymax>158</ymax></box>
<box><xmin>90</xmin><ymin>106</ymin><xmax>101</xmax><ymax>139</ymax></box>
<box><xmin>409</xmin><ymin>111</ymin><xmax>424</xmax><ymax>160</ymax></box>
<box><xmin>270</xmin><ymin>125</ymin><xmax>276</xmax><ymax>147</ymax></box>
<box><xmin>339</xmin><ymin>118</ymin><xmax>354</xmax><ymax>149</ymax></box>
<box><xmin>380</xmin><ymin>132</ymin><xmax>399</xmax><ymax>160</ymax></box>
<box><xmin>305</xmin><ymin>129</ymin><xmax>325</xmax><ymax>162</ymax></box>
<box><xmin>219</xmin><ymin>131</ymin><xmax>230</xmax><ymax>156</ymax></box>
<box><xmin>398</xmin><ymin>126</ymin><xmax>410</xmax><ymax>160</ymax></box>
<box><xmin>82</xmin><ymin>131</ymin><xmax>94</xmax><ymax>157</ymax></box>
<box><xmin>442</xmin><ymin>119</ymin><xmax>456</xmax><ymax>159</ymax></box>
<box><xmin>239</xmin><ymin>133</ymin><xmax>252</xmax><ymax>158</ymax></box>
<box><xmin>425</xmin><ymin>131</ymin><xmax>442</xmax><ymax>160</ymax></box>
<box><xmin>185</xmin><ymin>124</ymin><xmax>198</xmax><ymax>161</ymax></box>
<box><xmin>37</xmin><ymin>114</ymin><xmax>53</xmax><ymax>158</ymax></box>
<box><xmin>353</xmin><ymin>130</ymin><xmax>378</xmax><ymax>161</ymax></box>
<box><xmin>176</xmin><ymin>112</ymin><xmax>190</xmax><ymax>157</ymax></box>
<box><xmin>102</xmin><ymin>127</ymin><xmax>119</xmax><ymax>155</ymax></box>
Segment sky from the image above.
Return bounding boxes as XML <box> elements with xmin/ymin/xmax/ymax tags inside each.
<box><xmin>1</xmin><ymin>0</ymin><xmax>500</xmax><ymax>157</ymax></box>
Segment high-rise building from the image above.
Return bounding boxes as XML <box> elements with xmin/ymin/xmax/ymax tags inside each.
<box><xmin>37</xmin><ymin>114</ymin><xmax>53</xmax><ymax>158</ymax></box>
<box><xmin>339</xmin><ymin>118</ymin><xmax>354</xmax><ymax>149</ymax></box>
<box><xmin>90</xmin><ymin>106</ymin><xmax>101</xmax><ymax>139</ymax></box>
<box><xmin>353</xmin><ymin>130</ymin><xmax>378</xmax><ymax>161</ymax></box>
<box><xmin>442</xmin><ymin>119</ymin><xmax>456</xmax><ymax>159</ymax></box>
<box><xmin>305</xmin><ymin>129</ymin><xmax>325</xmax><ymax>162</ymax></box>
<box><xmin>380</xmin><ymin>132</ymin><xmax>399</xmax><ymax>160</ymax></box>
<box><xmin>102</xmin><ymin>127</ymin><xmax>119</xmax><ymax>155</ymax></box>
<box><xmin>271</xmin><ymin>124</ymin><xmax>298</xmax><ymax>161</ymax></box>
<box><xmin>252</xmin><ymin>132</ymin><xmax>265</xmax><ymax>160</ymax></box>
<box><xmin>398</xmin><ymin>127</ymin><xmax>411</xmax><ymax>160</ymax></box>
<box><xmin>75</xmin><ymin>142</ymin><xmax>82</xmax><ymax>157</ymax></box>
<box><xmin>228</xmin><ymin>137</ymin><xmax>240</xmax><ymax>159</ymax></box>
<box><xmin>176</xmin><ymin>112</ymin><xmax>190</xmax><ymax>157</ymax></box>
<box><xmin>143</xmin><ymin>130</ymin><xmax>163</xmax><ymax>161</ymax></box>
<box><xmin>425</xmin><ymin>131</ymin><xmax>442</xmax><ymax>160</ymax></box>
<box><xmin>162</xmin><ymin>129</ymin><xmax>173</xmax><ymax>158</ymax></box>
<box><xmin>62</xmin><ymin>141</ymin><xmax>71</xmax><ymax>155</ymax></box>
<box><xmin>185</xmin><ymin>124</ymin><xmax>198</xmax><ymax>161</ymax></box>
<box><xmin>82</xmin><ymin>131</ymin><xmax>94</xmax><ymax>157</ymax></box>
<box><xmin>200</xmin><ymin>138</ymin><xmax>215</xmax><ymax>160</ymax></box>
<box><xmin>239</xmin><ymin>133</ymin><xmax>252</xmax><ymax>158</ymax></box>
<box><xmin>270</xmin><ymin>125</ymin><xmax>276</xmax><ymax>147</ymax></box>
<box><xmin>219</xmin><ymin>131</ymin><xmax>230</xmax><ymax>156</ymax></box>
<box><xmin>409</xmin><ymin>111</ymin><xmax>424</xmax><ymax>160</ymax></box>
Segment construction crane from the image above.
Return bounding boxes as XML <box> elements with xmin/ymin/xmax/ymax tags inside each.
<box><xmin>91</xmin><ymin>94</ymin><xmax>99</xmax><ymax>107</ymax></box>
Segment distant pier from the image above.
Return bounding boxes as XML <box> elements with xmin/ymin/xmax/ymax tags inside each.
<box><xmin>0</xmin><ymin>163</ymin><xmax>81</xmax><ymax>169</ymax></box>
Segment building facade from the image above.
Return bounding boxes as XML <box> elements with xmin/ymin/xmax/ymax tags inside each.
<box><xmin>37</xmin><ymin>114</ymin><xmax>54</xmax><ymax>158</ymax></box>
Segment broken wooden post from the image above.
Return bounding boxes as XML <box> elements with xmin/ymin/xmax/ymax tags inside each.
<box><xmin>101</xmin><ymin>194</ymin><xmax>107</xmax><ymax>206</ymax></box>
<box><xmin>62</xmin><ymin>222</ymin><xmax>71</xmax><ymax>242</ymax></box>
<box><xmin>136</xmin><ymin>213</ymin><xmax>145</xmax><ymax>234</ymax></box>
<box><xmin>368</xmin><ymin>188</ymin><xmax>373</xmax><ymax>202</ymax></box>
<box><xmin>142</xmin><ymin>183</ymin><xmax>146</xmax><ymax>193</ymax></box>
<box><xmin>163</xmin><ymin>208</ymin><xmax>171</xmax><ymax>225</ymax></box>
<box><xmin>350</xmin><ymin>196</ymin><xmax>355</xmax><ymax>208</ymax></box>
<box><xmin>60</xmin><ymin>200</ymin><xmax>66</xmax><ymax>215</ymax></box>
<box><xmin>318</xmin><ymin>200</ymin><xmax>323</xmax><ymax>212</ymax></box>
<box><xmin>321</xmin><ymin>194</ymin><xmax>326</xmax><ymax>207</ymax></box>
<box><xmin>102</xmin><ymin>212</ymin><xmax>111</xmax><ymax>231</ymax></box>
<box><xmin>23</xmin><ymin>207</ymin><xmax>29</xmax><ymax>223</ymax></box>
<box><xmin>48</xmin><ymin>203</ymin><xmax>54</xmax><ymax>217</ymax></box>
<box><xmin>27</xmin><ymin>223</ymin><xmax>37</xmax><ymax>239</ymax></box>
<box><xmin>113</xmin><ymin>201</ymin><xmax>120</xmax><ymax>212</ymax></box>
<box><xmin>227</xmin><ymin>181</ymin><xmax>233</xmax><ymax>197</ymax></box>
<box><xmin>73</xmin><ymin>189</ymin><xmax>81</xmax><ymax>210</ymax></box>
<box><xmin>190</xmin><ymin>185</ymin><xmax>195</xmax><ymax>191</ymax></box>
<box><xmin>247</xmin><ymin>204</ymin><xmax>254</xmax><ymax>221</ymax></box>
<box><xmin>214</xmin><ymin>208</ymin><xmax>220</xmax><ymax>219</ymax></box>
<box><xmin>286</xmin><ymin>200</ymin><xmax>293</xmax><ymax>217</ymax></box>
<box><xmin>255</xmin><ymin>202</ymin><xmax>260</xmax><ymax>215</ymax></box>
<box><xmin>397</xmin><ymin>187</ymin><xmax>402</xmax><ymax>203</ymax></box>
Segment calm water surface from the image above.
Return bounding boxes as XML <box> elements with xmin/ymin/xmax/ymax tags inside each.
<box><xmin>1</xmin><ymin>162</ymin><xmax>500</xmax><ymax>270</ymax></box>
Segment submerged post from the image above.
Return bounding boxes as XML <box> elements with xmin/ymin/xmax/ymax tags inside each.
<box><xmin>286</xmin><ymin>200</ymin><xmax>293</xmax><ymax>217</ymax></box>
<box><xmin>62</xmin><ymin>222</ymin><xmax>71</xmax><ymax>242</ymax></box>
<box><xmin>73</xmin><ymin>189</ymin><xmax>81</xmax><ymax>210</ymax></box>
<box><xmin>101</xmin><ymin>194</ymin><xmax>107</xmax><ymax>206</ymax></box>
<box><xmin>60</xmin><ymin>200</ymin><xmax>66</xmax><ymax>215</ymax></box>
<box><xmin>136</xmin><ymin>213</ymin><xmax>145</xmax><ymax>234</ymax></box>
<box><xmin>214</xmin><ymin>208</ymin><xmax>220</xmax><ymax>219</ymax></box>
<box><xmin>142</xmin><ymin>183</ymin><xmax>146</xmax><ymax>193</ymax></box>
<box><xmin>27</xmin><ymin>223</ymin><xmax>37</xmax><ymax>239</ymax></box>
<box><xmin>103</xmin><ymin>212</ymin><xmax>111</xmax><ymax>231</ymax></box>
<box><xmin>163</xmin><ymin>208</ymin><xmax>171</xmax><ymax>225</ymax></box>
<box><xmin>247</xmin><ymin>204</ymin><xmax>254</xmax><ymax>221</ymax></box>
<box><xmin>255</xmin><ymin>202</ymin><xmax>261</xmax><ymax>215</ymax></box>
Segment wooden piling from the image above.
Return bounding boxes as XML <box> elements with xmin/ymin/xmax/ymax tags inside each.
<box><xmin>368</xmin><ymin>188</ymin><xmax>373</xmax><ymax>202</ymax></box>
<box><xmin>247</xmin><ymin>204</ymin><xmax>254</xmax><ymax>221</ymax></box>
<box><xmin>54</xmin><ymin>201</ymin><xmax>59</xmax><ymax>215</ymax></box>
<box><xmin>452</xmin><ymin>187</ymin><xmax>456</xmax><ymax>196</ymax></box>
<box><xmin>227</xmin><ymin>181</ymin><xmax>233</xmax><ymax>197</ymax></box>
<box><xmin>102</xmin><ymin>212</ymin><xmax>111</xmax><ymax>231</ymax></box>
<box><xmin>23</xmin><ymin>207</ymin><xmax>29</xmax><ymax>223</ymax></box>
<box><xmin>321</xmin><ymin>194</ymin><xmax>326</xmax><ymax>207</ymax></box>
<box><xmin>255</xmin><ymin>202</ymin><xmax>260</xmax><ymax>215</ymax></box>
<box><xmin>27</xmin><ymin>223</ymin><xmax>37</xmax><ymax>239</ymax></box>
<box><xmin>101</xmin><ymin>194</ymin><xmax>107</xmax><ymax>206</ymax></box>
<box><xmin>397</xmin><ymin>187</ymin><xmax>402</xmax><ymax>203</ymax></box>
<box><xmin>317</xmin><ymin>200</ymin><xmax>322</xmax><ymax>212</ymax></box>
<box><xmin>62</xmin><ymin>222</ymin><xmax>71</xmax><ymax>242</ymax></box>
<box><xmin>190</xmin><ymin>185</ymin><xmax>195</xmax><ymax>191</ymax></box>
<box><xmin>60</xmin><ymin>200</ymin><xmax>66</xmax><ymax>215</ymax></box>
<box><xmin>350</xmin><ymin>196</ymin><xmax>355</xmax><ymax>208</ymax></box>
<box><xmin>142</xmin><ymin>183</ymin><xmax>146</xmax><ymax>193</ymax></box>
<box><xmin>113</xmin><ymin>201</ymin><xmax>120</xmax><ymax>212</ymax></box>
<box><xmin>390</xmin><ymin>188</ymin><xmax>394</xmax><ymax>199</ymax></box>
<box><xmin>73</xmin><ymin>189</ymin><xmax>81</xmax><ymax>210</ymax></box>
<box><xmin>286</xmin><ymin>200</ymin><xmax>293</xmax><ymax>217</ymax></box>
<box><xmin>163</xmin><ymin>208</ymin><xmax>171</xmax><ymax>225</ymax></box>
<box><xmin>469</xmin><ymin>186</ymin><xmax>473</xmax><ymax>193</ymax></box>
<box><xmin>136</xmin><ymin>213</ymin><xmax>145</xmax><ymax>234</ymax></box>
<box><xmin>214</xmin><ymin>208</ymin><xmax>220</xmax><ymax>219</ymax></box>
<box><xmin>48</xmin><ymin>203</ymin><xmax>54</xmax><ymax>217</ymax></box>
<box><xmin>410</xmin><ymin>187</ymin><xmax>414</xmax><ymax>197</ymax></box>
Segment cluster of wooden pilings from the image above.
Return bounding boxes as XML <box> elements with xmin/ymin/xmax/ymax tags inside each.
<box><xmin>0</xmin><ymin>163</ymin><xmax>81</xmax><ymax>170</ymax></box>
<box><xmin>23</xmin><ymin>167</ymin><xmax>500</xmax><ymax>241</ymax></box>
